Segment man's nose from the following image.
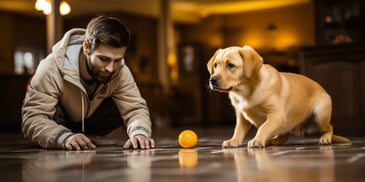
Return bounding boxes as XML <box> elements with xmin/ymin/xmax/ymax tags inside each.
<box><xmin>105</xmin><ymin>62</ymin><xmax>114</xmax><ymax>72</ymax></box>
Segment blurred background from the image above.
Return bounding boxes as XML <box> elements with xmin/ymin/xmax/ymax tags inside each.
<box><xmin>0</xmin><ymin>0</ymin><xmax>364</xmax><ymax>135</ymax></box>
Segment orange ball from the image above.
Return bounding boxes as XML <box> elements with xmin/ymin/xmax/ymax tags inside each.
<box><xmin>178</xmin><ymin>129</ymin><xmax>198</xmax><ymax>148</ymax></box>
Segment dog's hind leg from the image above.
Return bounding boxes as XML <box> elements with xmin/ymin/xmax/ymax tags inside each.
<box><xmin>269</xmin><ymin>133</ymin><xmax>290</xmax><ymax>145</ymax></box>
<box><xmin>313</xmin><ymin>94</ymin><xmax>334</xmax><ymax>145</ymax></box>
<box><xmin>314</xmin><ymin>94</ymin><xmax>351</xmax><ymax>144</ymax></box>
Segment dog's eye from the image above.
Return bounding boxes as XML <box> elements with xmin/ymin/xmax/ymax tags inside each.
<box><xmin>227</xmin><ymin>63</ymin><xmax>235</xmax><ymax>70</ymax></box>
<box><xmin>213</xmin><ymin>63</ymin><xmax>217</xmax><ymax>68</ymax></box>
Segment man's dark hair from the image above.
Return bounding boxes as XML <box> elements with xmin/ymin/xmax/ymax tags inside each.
<box><xmin>85</xmin><ymin>15</ymin><xmax>131</xmax><ymax>52</ymax></box>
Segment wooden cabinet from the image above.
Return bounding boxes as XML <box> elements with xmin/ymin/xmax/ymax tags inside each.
<box><xmin>314</xmin><ymin>0</ymin><xmax>365</xmax><ymax>45</ymax></box>
<box><xmin>299</xmin><ymin>45</ymin><xmax>365</xmax><ymax>135</ymax></box>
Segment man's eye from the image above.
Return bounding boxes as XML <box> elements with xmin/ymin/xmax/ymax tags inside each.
<box><xmin>227</xmin><ymin>63</ymin><xmax>235</xmax><ymax>70</ymax></box>
<box><xmin>98</xmin><ymin>56</ymin><xmax>109</xmax><ymax>61</ymax></box>
<box><xmin>115</xmin><ymin>58</ymin><xmax>123</xmax><ymax>63</ymax></box>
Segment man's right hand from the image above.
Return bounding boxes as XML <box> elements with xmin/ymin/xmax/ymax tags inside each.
<box><xmin>63</xmin><ymin>133</ymin><xmax>96</xmax><ymax>150</ymax></box>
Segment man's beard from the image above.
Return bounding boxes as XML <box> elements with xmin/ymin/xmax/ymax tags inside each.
<box><xmin>85</xmin><ymin>55</ymin><xmax>113</xmax><ymax>84</ymax></box>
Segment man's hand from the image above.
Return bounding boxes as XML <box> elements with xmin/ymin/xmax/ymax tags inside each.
<box><xmin>63</xmin><ymin>133</ymin><xmax>96</xmax><ymax>150</ymax></box>
<box><xmin>123</xmin><ymin>135</ymin><xmax>155</xmax><ymax>150</ymax></box>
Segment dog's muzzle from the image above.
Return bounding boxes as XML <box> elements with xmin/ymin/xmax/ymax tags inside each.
<box><xmin>209</xmin><ymin>76</ymin><xmax>232</xmax><ymax>92</ymax></box>
<box><xmin>209</xmin><ymin>76</ymin><xmax>219</xmax><ymax>89</ymax></box>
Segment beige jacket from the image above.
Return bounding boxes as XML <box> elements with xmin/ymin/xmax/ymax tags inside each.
<box><xmin>22</xmin><ymin>28</ymin><xmax>152</xmax><ymax>149</ymax></box>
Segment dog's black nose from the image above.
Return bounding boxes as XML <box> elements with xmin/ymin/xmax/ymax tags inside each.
<box><xmin>209</xmin><ymin>77</ymin><xmax>218</xmax><ymax>86</ymax></box>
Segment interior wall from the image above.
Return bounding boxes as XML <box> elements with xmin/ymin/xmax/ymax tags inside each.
<box><xmin>180</xmin><ymin>3</ymin><xmax>315</xmax><ymax>52</ymax></box>
<box><xmin>0</xmin><ymin>12</ymin><xmax>15</xmax><ymax>74</ymax></box>
<box><xmin>0</xmin><ymin>12</ymin><xmax>46</xmax><ymax>74</ymax></box>
<box><xmin>227</xmin><ymin>3</ymin><xmax>315</xmax><ymax>50</ymax></box>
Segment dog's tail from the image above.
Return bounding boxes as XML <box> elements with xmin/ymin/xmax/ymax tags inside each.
<box><xmin>332</xmin><ymin>135</ymin><xmax>351</xmax><ymax>143</ymax></box>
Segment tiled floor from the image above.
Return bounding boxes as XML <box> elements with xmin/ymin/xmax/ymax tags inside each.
<box><xmin>0</xmin><ymin>127</ymin><xmax>364</xmax><ymax>182</ymax></box>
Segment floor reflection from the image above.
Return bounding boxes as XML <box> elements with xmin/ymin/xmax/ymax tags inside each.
<box><xmin>223</xmin><ymin>146</ymin><xmax>336</xmax><ymax>182</ymax></box>
<box><xmin>178</xmin><ymin>149</ymin><xmax>198</xmax><ymax>168</ymax></box>
<box><xmin>22</xmin><ymin>150</ymin><xmax>96</xmax><ymax>182</ymax></box>
<box><xmin>124</xmin><ymin>150</ymin><xmax>153</xmax><ymax>182</ymax></box>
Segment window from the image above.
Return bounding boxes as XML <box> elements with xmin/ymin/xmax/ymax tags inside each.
<box><xmin>14</xmin><ymin>46</ymin><xmax>44</xmax><ymax>75</ymax></box>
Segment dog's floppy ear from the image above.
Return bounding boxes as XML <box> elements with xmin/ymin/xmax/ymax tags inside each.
<box><xmin>239</xmin><ymin>45</ymin><xmax>263</xmax><ymax>79</ymax></box>
<box><xmin>207</xmin><ymin>49</ymin><xmax>220</xmax><ymax>74</ymax></box>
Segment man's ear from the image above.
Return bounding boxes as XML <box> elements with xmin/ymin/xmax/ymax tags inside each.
<box><xmin>83</xmin><ymin>40</ymin><xmax>90</xmax><ymax>55</ymax></box>
<box><xmin>239</xmin><ymin>45</ymin><xmax>263</xmax><ymax>79</ymax></box>
<box><xmin>207</xmin><ymin>49</ymin><xmax>220</xmax><ymax>75</ymax></box>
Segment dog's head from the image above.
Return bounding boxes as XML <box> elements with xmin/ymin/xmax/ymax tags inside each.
<box><xmin>207</xmin><ymin>45</ymin><xmax>263</xmax><ymax>92</ymax></box>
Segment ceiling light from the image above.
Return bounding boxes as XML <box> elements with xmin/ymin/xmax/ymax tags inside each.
<box><xmin>60</xmin><ymin>1</ymin><xmax>71</xmax><ymax>16</ymax></box>
<box><xmin>34</xmin><ymin>0</ymin><xmax>71</xmax><ymax>16</ymax></box>
<box><xmin>42</xmin><ymin>1</ymin><xmax>51</xmax><ymax>15</ymax></box>
<box><xmin>35</xmin><ymin>0</ymin><xmax>48</xmax><ymax>11</ymax></box>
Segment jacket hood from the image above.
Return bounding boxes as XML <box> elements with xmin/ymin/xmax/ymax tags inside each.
<box><xmin>51</xmin><ymin>28</ymin><xmax>86</xmax><ymax>74</ymax></box>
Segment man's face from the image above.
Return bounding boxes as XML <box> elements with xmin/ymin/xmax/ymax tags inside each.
<box><xmin>86</xmin><ymin>44</ymin><xmax>127</xmax><ymax>83</ymax></box>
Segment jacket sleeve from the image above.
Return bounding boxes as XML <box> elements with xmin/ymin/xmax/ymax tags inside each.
<box><xmin>22</xmin><ymin>58</ymin><xmax>73</xmax><ymax>149</ymax></box>
<box><xmin>111</xmin><ymin>65</ymin><xmax>152</xmax><ymax>138</ymax></box>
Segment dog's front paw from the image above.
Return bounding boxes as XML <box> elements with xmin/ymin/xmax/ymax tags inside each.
<box><xmin>222</xmin><ymin>139</ymin><xmax>241</xmax><ymax>148</ymax></box>
<box><xmin>248</xmin><ymin>139</ymin><xmax>266</xmax><ymax>148</ymax></box>
<box><xmin>319</xmin><ymin>134</ymin><xmax>332</xmax><ymax>145</ymax></box>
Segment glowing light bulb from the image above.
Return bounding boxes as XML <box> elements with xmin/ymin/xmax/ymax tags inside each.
<box><xmin>42</xmin><ymin>1</ymin><xmax>51</xmax><ymax>15</ymax></box>
<box><xmin>35</xmin><ymin>0</ymin><xmax>71</xmax><ymax>16</ymax></box>
<box><xmin>60</xmin><ymin>1</ymin><xmax>71</xmax><ymax>16</ymax></box>
<box><xmin>35</xmin><ymin>0</ymin><xmax>47</xmax><ymax>11</ymax></box>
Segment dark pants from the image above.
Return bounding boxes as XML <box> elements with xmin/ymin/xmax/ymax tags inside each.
<box><xmin>53</xmin><ymin>98</ymin><xmax>123</xmax><ymax>136</ymax></box>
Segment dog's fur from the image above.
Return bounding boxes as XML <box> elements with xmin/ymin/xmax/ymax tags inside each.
<box><xmin>207</xmin><ymin>45</ymin><xmax>350</xmax><ymax>148</ymax></box>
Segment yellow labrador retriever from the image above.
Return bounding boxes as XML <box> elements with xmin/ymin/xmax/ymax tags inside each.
<box><xmin>207</xmin><ymin>45</ymin><xmax>350</xmax><ymax>148</ymax></box>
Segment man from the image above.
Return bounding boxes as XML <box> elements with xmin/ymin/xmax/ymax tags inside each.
<box><xmin>22</xmin><ymin>15</ymin><xmax>154</xmax><ymax>150</ymax></box>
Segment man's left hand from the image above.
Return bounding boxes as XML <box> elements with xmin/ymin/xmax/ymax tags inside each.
<box><xmin>122</xmin><ymin>135</ymin><xmax>155</xmax><ymax>149</ymax></box>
